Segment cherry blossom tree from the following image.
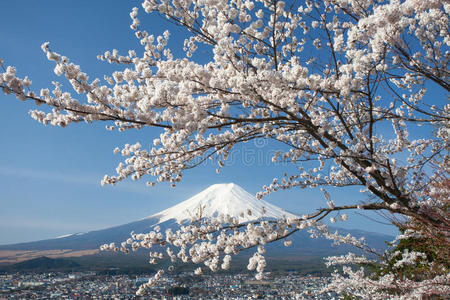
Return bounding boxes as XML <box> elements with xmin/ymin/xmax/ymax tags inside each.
<box><xmin>1</xmin><ymin>0</ymin><xmax>448</xmax><ymax>298</ymax></box>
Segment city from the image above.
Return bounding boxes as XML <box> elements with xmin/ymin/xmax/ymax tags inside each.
<box><xmin>1</xmin><ymin>271</ymin><xmax>338</xmax><ymax>299</ymax></box>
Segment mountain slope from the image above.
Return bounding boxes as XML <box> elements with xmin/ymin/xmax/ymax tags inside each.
<box><xmin>0</xmin><ymin>183</ymin><xmax>297</xmax><ymax>250</ymax></box>
<box><xmin>1</xmin><ymin>256</ymin><xmax>81</xmax><ymax>271</ymax></box>
<box><xmin>0</xmin><ymin>183</ymin><xmax>392</xmax><ymax>259</ymax></box>
<box><xmin>147</xmin><ymin>183</ymin><xmax>298</xmax><ymax>224</ymax></box>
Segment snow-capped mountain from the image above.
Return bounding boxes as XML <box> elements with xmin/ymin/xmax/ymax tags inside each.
<box><xmin>147</xmin><ymin>183</ymin><xmax>297</xmax><ymax>224</ymax></box>
<box><xmin>0</xmin><ymin>183</ymin><xmax>296</xmax><ymax>251</ymax></box>
<box><xmin>0</xmin><ymin>183</ymin><xmax>391</xmax><ymax>261</ymax></box>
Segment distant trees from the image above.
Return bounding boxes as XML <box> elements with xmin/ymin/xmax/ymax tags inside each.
<box><xmin>167</xmin><ymin>286</ymin><xmax>189</xmax><ymax>296</ymax></box>
<box><xmin>1</xmin><ymin>0</ymin><xmax>448</xmax><ymax>298</ymax></box>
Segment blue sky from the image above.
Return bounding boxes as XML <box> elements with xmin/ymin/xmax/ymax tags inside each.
<box><xmin>0</xmin><ymin>0</ymin><xmax>398</xmax><ymax>244</ymax></box>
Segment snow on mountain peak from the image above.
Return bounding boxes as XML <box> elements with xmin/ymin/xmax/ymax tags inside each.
<box><xmin>146</xmin><ymin>183</ymin><xmax>297</xmax><ymax>224</ymax></box>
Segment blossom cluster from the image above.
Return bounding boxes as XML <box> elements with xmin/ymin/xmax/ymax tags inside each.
<box><xmin>100</xmin><ymin>210</ymin><xmax>316</xmax><ymax>285</ymax></box>
<box><xmin>99</xmin><ymin>201</ymin><xmax>371</xmax><ymax>295</ymax></box>
<box><xmin>322</xmin><ymin>242</ymin><xmax>449</xmax><ymax>299</ymax></box>
<box><xmin>1</xmin><ymin>1</ymin><xmax>447</xmax><ymax>207</ymax></box>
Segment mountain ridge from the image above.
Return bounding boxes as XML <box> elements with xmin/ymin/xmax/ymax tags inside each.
<box><xmin>0</xmin><ymin>183</ymin><xmax>392</xmax><ymax>263</ymax></box>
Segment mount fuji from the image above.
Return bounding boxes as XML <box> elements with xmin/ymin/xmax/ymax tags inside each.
<box><xmin>0</xmin><ymin>183</ymin><xmax>391</xmax><ymax>263</ymax></box>
<box><xmin>0</xmin><ymin>183</ymin><xmax>296</xmax><ymax>252</ymax></box>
